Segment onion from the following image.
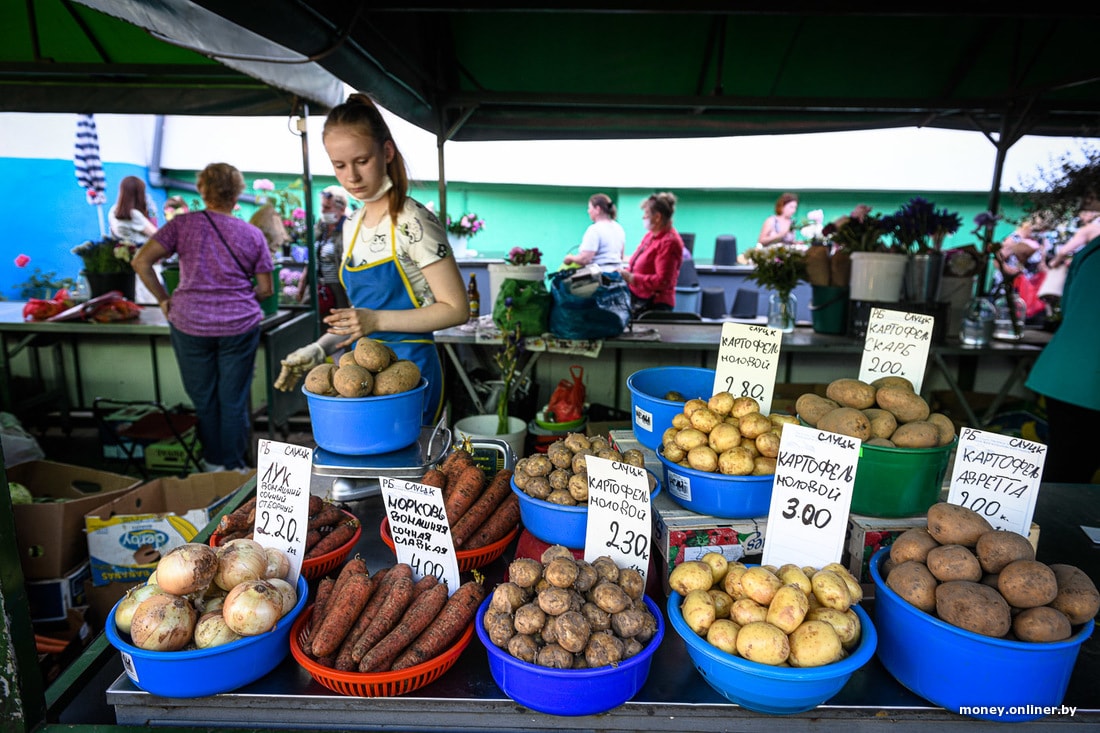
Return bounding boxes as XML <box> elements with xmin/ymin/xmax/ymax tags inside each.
<box><xmin>214</xmin><ymin>539</ymin><xmax>268</xmax><ymax>591</ymax></box>
<box><xmin>129</xmin><ymin>593</ymin><xmax>197</xmax><ymax>651</ymax></box>
<box><xmin>222</xmin><ymin>580</ymin><xmax>283</xmax><ymax>636</ymax></box>
<box><xmin>264</xmin><ymin>547</ymin><xmax>291</xmax><ymax>580</ymax></box>
<box><xmin>155</xmin><ymin>543</ymin><xmax>218</xmax><ymax>596</ymax></box>
<box><xmin>265</xmin><ymin>577</ymin><xmax>298</xmax><ymax>617</ymax></box>
<box><xmin>115</xmin><ymin>584</ymin><xmax>166</xmax><ymax>635</ymax></box>
<box><xmin>194</xmin><ymin>611</ymin><xmax>242</xmax><ymax>649</ymax></box>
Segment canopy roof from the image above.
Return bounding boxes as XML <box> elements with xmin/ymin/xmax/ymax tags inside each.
<box><xmin>0</xmin><ymin>0</ymin><xmax>343</xmax><ymax>116</ymax></box>
<box><xmin>183</xmin><ymin>3</ymin><xmax>1100</xmax><ymax>145</ymax></box>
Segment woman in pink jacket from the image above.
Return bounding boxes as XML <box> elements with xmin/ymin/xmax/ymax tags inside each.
<box><xmin>621</xmin><ymin>192</ymin><xmax>684</xmax><ymax>318</ymax></box>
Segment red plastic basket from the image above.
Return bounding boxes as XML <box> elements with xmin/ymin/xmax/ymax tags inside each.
<box><xmin>379</xmin><ymin>517</ymin><xmax>518</xmax><ymax>572</ymax></box>
<box><xmin>208</xmin><ymin>509</ymin><xmax>362</xmax><ymax>581</ymax></box>
<box><xmin>290</xmin><ymin>605</ymin><xmax>473</xmax><ymax>696</ymax></box>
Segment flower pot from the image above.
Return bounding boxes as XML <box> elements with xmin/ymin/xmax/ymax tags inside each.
<box><xmin>448</xmin><ymin>233</ymin><xmax>470</xmax><ymax>258</ymax></box>
<box><xmin>810</xmin><ymin>285</ymin><xmax>849</xmax><ymax>334</ymax></box>
<box><xmin>488</xmin><ymin>264</ymin><xmax>546</xmax><ymax>313</ymax></box>
<box><xmin>848</xmin><ymin>252</ymin><xmax>906</xmax><ymax>302</ymax></box>
<box><xmin>85</xmin><ymin>271</ymin><xmax>136</xmax><ymax>301</ymax></box>
<box><xmin>904</xmin><ymin>250</ymin><xmax>945</xmax><ymax>303</ymax></box>
<box><xmin>454</xmin><ymin>414</ymin><xmax>527</xmax><ymax>459</ymax></box>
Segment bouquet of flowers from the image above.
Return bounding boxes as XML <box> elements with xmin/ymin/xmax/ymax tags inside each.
<box><xmin>505</xmin><ymin>246</ymin><xmax>542</xmax><ymax>266</ymax></box>
<box><xmin>72</xmin><ymin>237</ymin><xmax>138</xmax><ymax>274</ymax></box>
<box><xmin>253</xmin><ymin>178</ymin><xmax>307</xmax><ymax>242</ymax></box>
<box><xmin>447</xmin><ymin>212</ymin><xmax>486</xmax><ymax>238</ymax></box>
<box><xmin>745</xmin><ymin>245</ymin><xmax>807</xmax><ymax>299</ymax></box>
<box><xmin>823</xmin><ymin>205</ymin><xmax>893</xmax><ymax>253</ymax></box>
<box><xmin>883</xmin><ymin>196</ymin><xmax>963</xmax><ymax>253</ymax></box>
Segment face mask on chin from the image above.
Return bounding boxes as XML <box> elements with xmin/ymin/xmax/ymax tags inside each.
<box><xmin>361</xmin><ymin>175</ymin><xmax>393</xmax><ymax>203</ymax></box>
<box><xmin>320</xmin><ymin>212</ymin><xmax>339</xmax><ymax>224</ymax></box>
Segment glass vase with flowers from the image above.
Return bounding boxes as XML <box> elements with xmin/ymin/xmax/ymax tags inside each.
<box><xmin>745</xmin><ymin>245</ymin><xmax>807</xmax><ymax>332</ymax></box>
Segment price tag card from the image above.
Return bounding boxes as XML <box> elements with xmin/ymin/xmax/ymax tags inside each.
<box><xmin>946</xmin><ymin>427</ymin><xmax>1046</xmax><ymax>537</ymax></box>
<box><xmin>254</xmin><ymin>439</ymin><xmax>314</xmax><ymax>587</ymax></box>
<box><xmin>380</xmin><ymin>476</ymin><xmax>461</xmax><ymax>593</ymax></box>
<box><xmin>858</xmin><ymin>308</ymin><xmax>934</xmax><ymax>393</ymax></box>
<box><xmin>714</xmin><ymin>322</ymin><xmax>782</xmax><ymax>414</ymax></box>
<box><xmin>762</xmin><ymin>424</ymin><xmax>859</xmax><ymax>569</ymax></box>
<box><xmin>583</xmin><ymin>456</ymin><xmax>653</xmax><ymax>585</ymax></box>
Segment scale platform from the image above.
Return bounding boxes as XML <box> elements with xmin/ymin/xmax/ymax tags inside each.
<box><xmin>313</xmin><ymin>425</ymin><xmax>452</xmax><ymax>501</ymax></box>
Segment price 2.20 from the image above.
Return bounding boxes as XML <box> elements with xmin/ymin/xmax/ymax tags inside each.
<box><xmin>256</xmin><ymin>510</ymin><xmax>298</xmax><ymax>543</ymax></box>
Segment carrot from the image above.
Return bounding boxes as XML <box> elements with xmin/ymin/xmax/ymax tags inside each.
<box><xmin>392</xmin><ymin>580</ymin><xmax>487</xmax><ymax>670</ymax></box>
<box><xmin>440</xmin><ymin>447</ymin><xmax>472</xmax><ymax>475</ymax></box>
<box><xmin>310</xmin><ymin>571</ymin><xmax>374</xmax><ymax>658</ymax></box>
<box><xmin>443</xmin><ymin>463</ymin><xmax>485</xmax><ymax>526</ymax></box>
<box><xmin>216</xmin><ymin>529</ymin><xmax>251</xmax><ymax>545</ymax></box>
<box><xmin>419</xmin><ymin>467</ymin><xmax>447</xmax><ymax>490</ymax></box>
<box><xmin>304</xmin><ymin>518</ymin><xmax>359</xmax><ymax>559</ymax></box>
<box><xmin>331</xmin><ymin>555</ymin><xmax>367</xmax><ymax>597</ymax></box>
<box><xmin>351</xmin><ymin>575</ymin><xmax>414</xmax><ymax>667</ymax></box>
<box><xmin>308</xmin><ymin>502</ymin><xmax>346</xmax><ymax>531</ymax></box>
<box><xmin>358</xmin><ymin>581</ymin><xmax>449</xmax><ymax>672</ymax></box>
<box><xmin>440</xmin><ymin>450</ymin><xmax>475</xmax><ymax>497</ymax></box>
<box><xmin>307</xmin><ymin>494</ymin><xmax>325</xmax><ymax>516</ymax></box>
<box><xmin>309</xmin><ymin>576</ymin><xmax>336</xmax><ymax>641</ymax></box>
<box><xmin>450</xmin><ymin>469</ymin><xmax>513</xmax><ymax>547</ymax></box>
<box><xmin>464</xmin><ymin>492</ymin><xmax>520</xmax><ymax>550</ymax></box>
<box><xmin>360</xmin><ymin>564</ymin><xmax>409</xmax><ymax>624</ymax></box>
<box><xmin>217</xmin><ymin>495</ymin><xmax>257</xmax><ymax>534</ymax></box>
<box><xmin>410</xmin><ymin>573</ymin><xmax>438</xmax><ymax>600</ymax></box>
<box><xmin>332</xmin><ymin>575</ymin><xmax>381</xmax><ymax>671</ymax></box>
<box><xmin>304</xmin><ymin>528</ymin><xmax>323</xmax><ymax>552</ymax></box>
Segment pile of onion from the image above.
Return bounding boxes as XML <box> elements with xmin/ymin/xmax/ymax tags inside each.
<box><xmin>120</xmin><ymin>541</ymin><xmax>296</xmax><ymax>652</ymax></box>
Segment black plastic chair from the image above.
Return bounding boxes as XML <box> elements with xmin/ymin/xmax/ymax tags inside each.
<box><xmin>93</xmin><ymin>398</ymin><xmax>201</xmax><ymax>478</ymax></box>
<box><xmin>714</xmin><ymin>235</ymin><xmax>738</xmax><ymax>266</ymax></box>
<box><xmin>729</xmin><ymin>288</ymin><xmax>760</xmax><ymax>318</ymax></box>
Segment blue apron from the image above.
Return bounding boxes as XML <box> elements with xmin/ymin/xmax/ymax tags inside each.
<box><xmin>341</xmin><ymin>216</ymin><xmax>443</xmax><ymax>425</ymax></box>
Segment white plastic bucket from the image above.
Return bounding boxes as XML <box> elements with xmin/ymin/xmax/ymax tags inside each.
<box><xmin>454</xmin><ymin>414</ymin><xmax>527</xmax><ymax>459</ymax></box>
<box><xmin>849</xmin><ymin>252</ymin><xmax>907</xmax><ymax>302</ymax></box>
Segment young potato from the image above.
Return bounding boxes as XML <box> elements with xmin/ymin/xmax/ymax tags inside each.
<box><xmin>755</xmin><ymin>430</ymin><xmax>781</xmax><ymax>458</ymax></box>
<box><xmin>788</xmin><ymin>620</ymin><xmax>843</xmax><ymax>667</ymax></box>
<box><xmin>708</xmin><ymin>422</ymin><xmax>742</xmax><ymax>453</ymax></box>
<box><xmin>687</xmin><ymin>445</ymin><xmax>719</xmax><ymax>473</ymax></box>
<box><xmin>776</xmin><ymin>564</ymin><xmax>813</xmax><ymax>595</ymax></box>
<box><xmin>672</xmin><ymin>413</ymin><xmax>692</xmax><ymax>430</ymax></box>
<box><xmin>737</xmin><ymin>412</ymin><xmax>773</xmax><ymax>439</ymax></box>
<box><xmin>674</xmin><ymin>427</ymin><xmax>709</xmax><ymax>451</ymax></box>
<box><xmin>700</xmin><ymin>551</ymin><xmax>730</xmax><ymax>586</ymax></box>
<box><xmin>739</xmin><ymin>437</ymin><xmax>761</xmax><ymax>458</ymax></box>
<box><xmin>740</xmin><ymin>566</ymin><xmax>783</xmax><ymax>606</ymax></box>
<box><xmin>765</xmin><ymin>584</ymin><xmax>810</xmax><ymax>634</ymax></box>
<box><xmin>718</xmin><ymin>447</ymin><xmax>755</xmax><ymax>476</ymax></box>
<box><xmin>810</xmin><ymin>570</ymin><xmax>852</xmax><ymax>611</ymax></box>
<box><xmin>722</xmin><ymin>563</ymin><xmax>749</xmax><ymax>600</ymax></box>
<box><xmin>689</xmin><ymin>407</ymin><xmax>722</xmax><ymax>434</ymax></box>
<box><xmin>752</xmin><ymin>456</ymin><xmax>777</xmax><ymax>476</ymax></box>
<box><xmin>707</xmin><ymin>391</ymin><xmax>735</xmax><ymax>417</ymax></box>
<box><xmin>821</xmin><ymin>563</ymin><xmax>863</xmax><ymax>603</ymax></box>
<box><xmin>706</xmin><ymin>618</ymin><xmax>741</xmax><ymax>655</ymax></box>
<box><xmin>682</xmin><ymin>398</ymin><xmax>709</xmax><ymax>416</ymax></box>
<box><xmin>662</xmin><ymin>442</ymin><xmax>686</xmax><ymax>463</ymax></box>
<box><xmin>735</xmin><ymin>621</ymin><xmax>790</xmax><ymax>665</ymax></box>
<box><xmin>680</xmin><ymin>589</ymin><xmax>717</xmax><ymax>636</ymax></box>
<box><xmin>729</xmin><ymin>396</ymin><xmax>762</xmax><ymax>418</ymax></box>
<box><xmin>708</xmin><ymin>589</ymin><xmax>734</xmax><ymax>619</ymax></box>
<box><xmin>807</xmin><ymin>606</ymin><xmax>860</xmax><ymax>648</ymax></box>
<box><xmin>729</xmin><ymin>598</ymin><xmax>768</xmax><ymax>626</ymax></box>
<box><xmin>669</xmin><ymin>560</ymin><xmax>715</xmax><ymax>596</ymax></box>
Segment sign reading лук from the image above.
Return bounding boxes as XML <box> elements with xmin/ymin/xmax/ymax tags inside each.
<box><xmin>714</xmin><ymin>322</ymin><xmax>782</xmax><ymax>415</ymax></box>
<box><xmin>254</xmin><ymin>439</ymin><xmax>314</xmax><ymax>588</ymax></box>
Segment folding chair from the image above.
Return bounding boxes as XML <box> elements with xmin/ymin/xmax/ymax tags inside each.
<box><xmin>93</xmin><ymin>398</ymin><xmax>202</xmax><ymax>478</ymax></box>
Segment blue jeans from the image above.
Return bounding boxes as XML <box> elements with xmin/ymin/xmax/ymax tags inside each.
<box><xmin>169</xmin><ymin>325</ymin><xmax>260</xmax><ymax>469</ymax></box>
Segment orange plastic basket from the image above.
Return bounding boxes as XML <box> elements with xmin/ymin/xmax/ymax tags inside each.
<box><xmin>290</xmin><ymin>605</ymin><xmax>474</xmax><ymax>696</ymax></box>
<box><xmin>209</xmin><ymin>509</ymin><xmax>362</xmax><ymax>581</ymax></box>
<box><xmin>379</xmin><ymin>517</ymin><xmax>518</xmax><ymax>572</ymax></box>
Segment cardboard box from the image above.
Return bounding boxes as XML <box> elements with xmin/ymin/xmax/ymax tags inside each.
<box><xmin>653</xmin><ymin>491</ymin><xmax>766</xmax><ymax>595</ymax></box>
<box><xmin>25</xmin><ymin>561</ymin><xmax>91</xmax><ymax>622</ymax></box>
<box><xmin>607</xmin><ymin>429</ymin><xmax>664</xmax><ymax>477</ymax></box>
<box><xmin>143</xmin><ymin>426</ymin><xmax>202</xmax><ymax>472</ymax></box>
<box><xmin>8</xmin><ymin>461</ymin><xmax>141</xmax><ymax>579</ymax></box>
<box><xmin>84</xmin><ymin>471</ymin><xmax>246</xmax><ymax>586</ymax></box>
<box><xmin>98</xmin><ymin>403</ymin><xmax>160</xmax><ymax>460</ymax></box>
<box><xmin>844</xmin><ymin>513</ymin><xmax>1041</xmax><ymax>583</ymax></box>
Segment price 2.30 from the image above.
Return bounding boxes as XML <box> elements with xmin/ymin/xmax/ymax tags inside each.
<box><xmin>256</xmin><ymin>510</ymin><xmax>298</xmax><ymax>543</ymax></box>
<box><xmin>605</xmin><ymin>520</ymin><xmax>648</xmax><ymax>559</ymax></box>
<box><xmin>721</xmin><ymin>377</ymin><xmax>764</xmax><ymax>400</ymax></box>
<box><xmin>780</xmin><ymin>498</ymin><xmax>832</xmax><ymax>528</ymax></box>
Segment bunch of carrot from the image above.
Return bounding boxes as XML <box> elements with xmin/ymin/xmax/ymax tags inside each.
<box><xmin>426</xmin><ymin>449</ymin><xmax>519</xmax><ymax>549</ymax></box>
<box><xmin>301</xmin><ymin>557</ymin><xmax>487</xmax><ymax>673</ymax></box>
<box><xmin>214</xmin><ymin>494</ymin><xmax>359</xmax><ymax>560</ymax></box>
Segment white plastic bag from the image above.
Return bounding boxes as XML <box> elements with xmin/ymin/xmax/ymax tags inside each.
<box><xmin>1</xmin><ymin>412</ymin><xmax>45</xmax><ymax>467</ymax></box>
<box><xmin>1037</xmin><ymin>264</ymin><xmax>1067</xmax><ymax>299</ymax></box>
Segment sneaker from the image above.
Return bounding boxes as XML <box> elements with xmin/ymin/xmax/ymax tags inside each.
<box><xmin>201</xmin><ymin>460</ymin><xmax>226</xmax><ymax>472</ymax></box>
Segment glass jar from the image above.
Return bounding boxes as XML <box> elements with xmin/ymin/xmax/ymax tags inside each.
<box><xmin>959</xmin><ymin>297</ymin><xmax>995</xmax><ymax>346</ymax></box>
<box><xmin>767</xmin><ymin>291</ymin><xmax>797</xmax><ymax>333</ymax></box>
<box><xmin>993</xmin><ymin>291</ymin><xmax>1027</xmax><ymax>341</ymax></box>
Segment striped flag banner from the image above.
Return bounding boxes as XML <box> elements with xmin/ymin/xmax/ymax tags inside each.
<box><xmin>75</xmin><ymin>114</ymin><xmax>107</xmax><ymax>206</ymax></box>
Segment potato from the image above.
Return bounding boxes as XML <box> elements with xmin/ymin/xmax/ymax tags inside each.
<box><xmin>826</xmin><ymin>378</ymin><xmax>877</xmax><ymax>410</ymax></box>
<box><xmin>729</xmin><ymin>396</ymin><xmax>761</xmax><ymax>418</ymax></box>
<box><xmin>662</xmin><ymin>442</ymin><xmax>686</xmax><ymax>463</ymax></box>
<box><xmin>717</xmin><ymin>447</ymin><xmax>755</xmax><ymax>476</ymax></box>
<box><xmin>795</xmin><ymin>393</ymin><xmax>839</xmax><ymax>427</ymax></box>
<box><xmin>926</xmin><ymin>412</ymin><xmax>957</xmax><ymax>446</ymax></box>
<box><xmin>722</xmin><ymin>563</ymin><xmax>749</xmax><ymax>600</ymax></box>
<box><xmin>705</xmin><ymin>619</ymin><xmax>741</xmax><ymax>655</ymax></box>
<box><xmin>303</xmin><ymin>363</ymin><xmax>338</xmax><ymax>395</ymax></box>
<box><xmin>708</xmin><ymin>392</ymin><xmax>735</xmax><ymax>417</ymax></box>
<box><xmin>926</xmin><ymin>501</ymin><xmax>993</xmax><ymax>547</ymax></box>
<box><xmin>554</xmin><ymin>610</ymin><xmax>592</xmax><ymax>653</ymax></box>
<box><xmin>810</xmin><ymin>570</ymin><xmax>851</xmax><ymax>611</ymax></box>
<box><xmin>372</xmin><ymin>359</ymin><xmax>421</xmax><ymax>395</ymax></box>
<box><xmin>687</xmin><ymin>445</ymin><xmax>719</xmax><ymax>472</ymax></box>
<box><xmin>681</xmin><ymin>589</ymin><xmax>717</xmax><ymax>636</ymax></box>
<box><xmin>672</xmin><ymin>413</ymin><xmax>692</xmax><ymax>430</ymax></box>
<box><xmin>866</xmin><ymin>437</ymin><xmax>895</xmax><ymax>447</ymax></box>
<box><xmin>752</xmin><ymin>456</ymin><xmax>778</xmax><ymax>475</ymax></box>
<box><xmin>926</xmin><ymin>544</ymin><xmax>982</xmax><ymax>583</ymax></box>
<box><xmin>886</xmin><ymin>560</ymin><xmax>937</xmax><ymax>613</ymax></box>
<box><xmin>735</xmin><ymin>621</ymin><xmax>790</xmax><ymax>665</ymax></box>
<box><xmin>707</xmin><ymin>422</ymin><xmax>742</xmax><ymax>453</ymax></box>
<box><xmin>890</xmin><ymin>527</ymin><xmax>940</xmax><ymax>564</ymax></box>
<box><xmin>1013</xmin><ymin>606</ymin><xmax>1073</xmax><ymax>643</ymax></box>
<box><xmin>332</xmin><ymin>364</ymin><xmax>375</xmax><ymax>397</ymax></box>
<box><xmin>708</xmin><ymin>589</ymin><xmax>733</xmax><ymax>619</ymax></box>
<box><xmin>935</xmin><ymin>580</ymin><xmax>1011</xmax><ymax>637</ymax></box>
<box><xmin>998</xmin><ymin>560</ymin><xmax>1058</xmax><ymax>609</ymax></box>
<box><xmin>688</xmin><ymin>407</ymin><xmax>721</xmax><ymax>434</ymax></box>
<box><xmin>506</xmin><ymin>633</ymin><xmax>539</xmax><ymax>663</ymax></box>
<box><xmin>807</xmin><ymin>606</ymin><xmax>860</xmax><ymax>648</ymax></box>
<box><xmin>776</xmin><ymin>564</ymin><xmax>812</xmax><ymax>595</ymax></box>
<box><xmin>591</xmin><ymin>555</ymin><xmax>620</xmax><ymax>584</ymax></box>
<box><xmin>754</xmin><ymin>431</ymin><xmax>780</xmax><ymax>459</ymax></box>
<box><xmin>536</xmin><ymin>643</ymin><xmax>574</xmax><ymax>669</ymax></box>
<box><xmin>700</xmin><ymin>552</ymin><xmax>730</xmax><ymax>586</ymax></box>
<box><xmin>352</xmin><ymin>338</ymin><xmax>394</xmax><ymax>372</ymax></box>
<box><xmin>537</xmin><ymin>587</ymin><xmax>575</xmax><ymax>616</ymax></box>
<box><xmin>975</xmin><ymin>530</ymin><xmax>1035</xmax><ymax>574</ymax></box>
<box><xmin>788</xmin><ymin>620</ymin><xmax>843</xmax><ymax>667</ymax></box>
<box><xmin>490</xmin><ymin>582</ymin><xmax>528</xmax><ymax>613</ymax></box>
<box><xmin>544</xmin><ymin>557</ymin><xmax>580</xmax><ymax>589</ymax></box>
<box><xmin>765</xmin><ymin>584</ymin><xmax>810</xmax><ymax>633</ymax></box>
<box><xmin>821</xmin><ymin>563</ymin><xmax>863</xmax><ymax>603</ymax></box>
<box><xmin>338</xmin><ymin>351</ymin><xmax>358</xmax><ymax>368</ymax></box>
<box><xmin>862</xmin><ymin>408</ymin><xmax>898</xmax><ymax>440</ymax></box>
<box><xmin>682</xmin><ymin>397</ymin><xmax>709</xmax><ymax>416</ymax></box>
<box><xmin>513</xmin><ymin>602</ymin><xmax>547</xmax><ymax>635</ymax></box>
<box><xmin>508</xmin><ymin>557</ymin><xmax>543</xmax><ymax>589</ymax></box>
<box><xmin>741</xmin><ymin>566</ymin><xmax>783</xmax><ymax>606</ymax></box>
<box><xmin>891</xmin><ymin>421</ymin><xmax>940</xmax><ymax>448</ymax></box>
<box><xmin>737</xmin><ymin>412</ymin><xmax>773</xmax><ymax>439</ymax></box>
<box><xmin>817</xmin><ymin>407</ymin><xmax>872</xmax><ymax>442</ymax></box>
<box><xmin>483</xmin><ymin>609</ymin><xmax>516</xmax><ymax>647</ymax></box>
<box><xmin>729</xmin><ymin>597</ymin><xmax>768</xmax><ymax>626</ymax></box>
<box><xmin>617</xmin><ymin>568</ymin><xmax>645</xmax><ymax>600</ymax></box>
<box><xmin>674</xmin><ymin>427</ymin><xmax>708</xmax><ymax>451</ymax></box>
<box><xmin>585</xmin><ymin>631</ymin><xmax>626</xmax><ymax>668</ymax></box>
<box><xmin>739</xmin><ymin>437</ymin><xmax>761</xmax><ymax>458</ymax></box>
<box><xmin>668</xmin><ymin>560</ymin><xmax>715</xmax><ymax>596</ymax></box>
<box><xmin>875</xmin><ymin>386</ymin><xmax>930</xmax><ymax>423</ymax></box>
<box><xmin>1048</xmin><ymin>563</ymin><xmax>1100</xmax><ymax>625</ymax></box>
<box><xmin>871</xmin><ymin>375</ymin><xmax>914</xmax><ymax>392</ymax></box>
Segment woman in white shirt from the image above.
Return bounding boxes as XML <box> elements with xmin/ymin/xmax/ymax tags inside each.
<box><xmin>108</xmin><ymin>176</ymin><xmax>158</xmax><ymax>244</ymax></box>
<box><xmin>564</xmin><ymin>193</ymin><xmax>626</xmax><ymax>272</ymax></box>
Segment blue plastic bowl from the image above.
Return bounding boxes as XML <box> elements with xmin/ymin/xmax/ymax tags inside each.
<box><xmin>105</xmin><ymin>574</ymin><xmax>308</xmax><ymax>698</ymax></box>
<box><xmin>627</xmin><ymin>366</ymin><xmax>716</xmax><ymax>450</ymax></box>
<box><xmin>668</xmin><ymin>590</ymin><xmax>877</xmax><ymax>715</ymax></box>
<box><xmin>656</xmin><ymin>445</ymin><xmax>774</xmax><ymax>519</ymax></box>
<box><xmin>303</xmin><ymin>377</ymin><xmax>427</xmax><ymax>455</ymax></box>
<box><xmin>869</xmin><ymin>548</ymin><xmax>1094</xmax><ymax>722</ymax></box>
<box><xmin>476</xmin><ymin>594</ymin><xmax>664</xmax><ymax>715</ymax></box>
<box><xmin>512</xmin><ymin>471</ymin><xmax>661</xmax><ymax>549</ymax></box>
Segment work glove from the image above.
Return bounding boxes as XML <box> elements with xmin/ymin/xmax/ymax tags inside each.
<box><xmin>274</xmin><ymin>342</ymin><xmax>326</xmax><ymax>392</ymax></box>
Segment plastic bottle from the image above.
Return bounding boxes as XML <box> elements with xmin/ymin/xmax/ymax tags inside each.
<box><xmin>467</xmin><ymin>273</ymin><xmax>480</xmax><ymax>322</ymax></box>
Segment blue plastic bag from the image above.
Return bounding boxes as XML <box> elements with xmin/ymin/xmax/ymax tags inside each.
<box><xmin>548</xmin><ymin>270</ymin><xmax>631</xmax><ymax>340</ymax></box>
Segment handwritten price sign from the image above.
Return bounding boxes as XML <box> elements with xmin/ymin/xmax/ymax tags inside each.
<box><xmin>858</xmin><ymin>308</ymin><xmax>934</xmax><ymax>392</ymax></box>
<box><xmin>255</xmin><ymin>439</ymin><xmax>314</xmax><ymax>587</ymax></box>
<box><xmin>380</xmin><ymin>477</ymin><xmax>460</xmax><ymax>593</ymax></box>
<box><xmin>714</xmin><ymin>322</ymin><xmax>782</xmax><ymax>414</ymax></box>
<box><xmin>946</xmin><ymin>428</ymin><xmax>1046</xmax><ymax>537</ymax></box>
<box><xmin>584</xmin><ymin>456</ymin><xmax>653</xmax><ymax>585</ymax></box>
<box><xmin>762</xmin><ymin>424</ymin><xmax>858</xmax><ymax>569</ymax></box>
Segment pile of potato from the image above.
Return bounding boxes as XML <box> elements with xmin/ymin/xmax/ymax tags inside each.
<box><xmin>512</xmin><ymin>433</ymin><xmax>647</xmax><ymax>505</ymax></box>
<box><xmin>482</xmin><ymin>545</ymin><xmax>659</xmax><ymax>669</ymax></box>
<box><xmin>883</xmin><ymin>502</ymin><xmax>1099</xmax><ymax>642</ymax></box>
<box><xmin>660</xmin><ymin>393</ymin><xmax>797</xmax><ymax>475</ymax></box>
<box><xmin>669</xmin><ymin>552</ymin><xmax>865</xmax><ymax>667</ymax></box>
<box><xmin>796</xmin><ymin>376</ymin><xmax>956</xmax><ymax>448</ymax></box>
<box><xmin>304</xmin><ymin>338</ymin><xmax>422</xmax><ymax>397</ymax></box>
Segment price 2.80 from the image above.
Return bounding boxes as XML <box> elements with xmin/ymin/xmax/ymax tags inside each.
<box><xmin>780</xmin><ymin>498</ymin><xmax>832</xmax><ymax>529</ymax></box>
<box><xmin>721</xmin><ymin>377</ymin><xmax>764</xmax><ymax>400</ymax></box>
<box><xmin>256</xmin><ymin>510</ymin><xmax>298</xmax><ymax>543</ymax></box>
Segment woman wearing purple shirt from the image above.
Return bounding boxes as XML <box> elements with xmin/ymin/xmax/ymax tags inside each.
<box><xmin>132</xmin><ymin>162</ymin><xmax>274</xmax><ymax>471</ymax></box>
